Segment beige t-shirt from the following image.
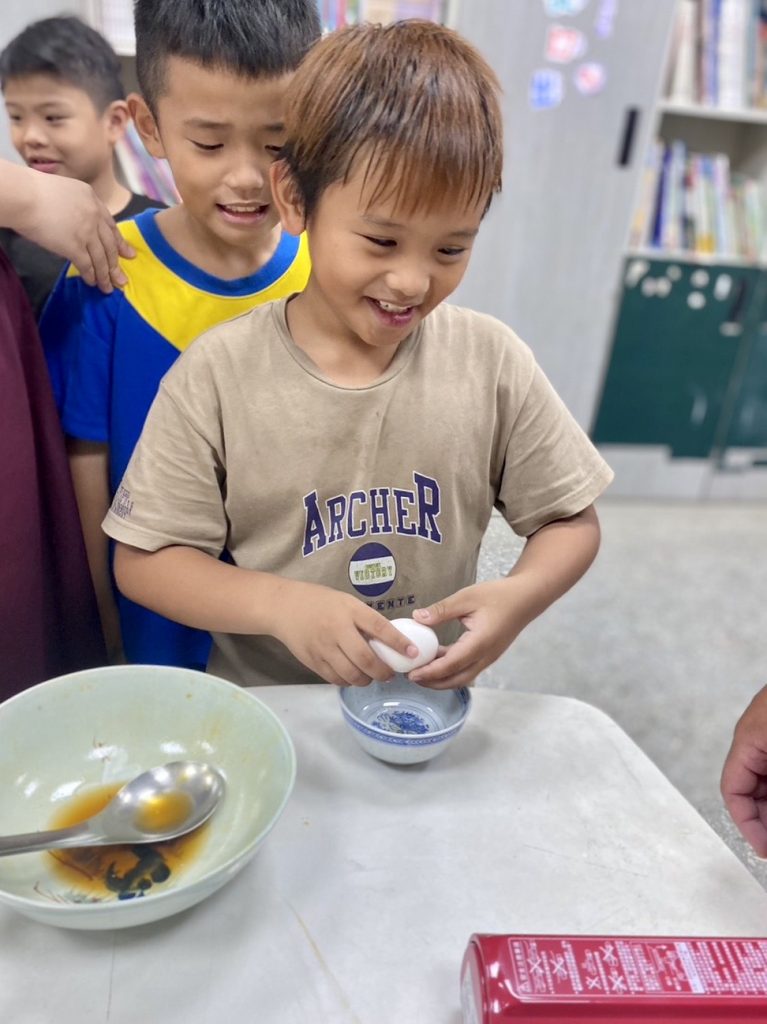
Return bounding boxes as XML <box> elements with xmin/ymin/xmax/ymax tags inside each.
<box><xmin>103</xmin><ymin>298</ymin><xmax>613</xmax><ymax>685</ymax></box>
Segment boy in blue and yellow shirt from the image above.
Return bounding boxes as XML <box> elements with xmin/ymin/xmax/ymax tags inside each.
<box><xmin>40</xmin><ymin>0</ymin><xmax>319</xmax><ymax>669</ymax></box>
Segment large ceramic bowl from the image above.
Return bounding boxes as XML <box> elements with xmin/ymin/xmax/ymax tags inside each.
<box><xmin>0</xmin><ymin>665</ymin><xmax>295</xmax><ymax>929</ymax></box>
<box><xmin>339</xmin><ymin>675</ymin><xmax>471</xmax><ymax>765</ymax></box>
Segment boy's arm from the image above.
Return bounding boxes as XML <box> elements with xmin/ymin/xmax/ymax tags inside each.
<box><xmin>68</xmin><ymin>439</ymin><xmax>123</xmax><ymax>663</ymax></box>
<box><xmin>409</xmin><ymin>504</ymin><xmax>602</xmax><ymax>688</ymax></box>
<box><xmin>113</xmin><ymin>543</ymin><xmax>420</xmax><ymax>687</ymax></box>
<box><xmin>0</xmin><ymin>160</ymin><xmax>134</xmax><ymax>292</ymax></box>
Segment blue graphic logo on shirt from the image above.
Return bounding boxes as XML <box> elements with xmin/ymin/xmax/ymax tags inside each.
<box><xmin>348</xmin><ymin>542</ymin><xmax>396</xmax><ymax>597</ymax></box>
<box><xmin>302</xmin><ymin>472</ymin><xmax>442</xmax><ymax>557</ymax></box>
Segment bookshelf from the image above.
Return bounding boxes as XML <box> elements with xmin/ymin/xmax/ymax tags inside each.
<box><xmin>659</xmin><ymin>98</ymin><xmax>767</xmax><ymax>125</ymax></box>
<box><xmin>447</xmin><ymin>0</ymin><xmax>767</xmax><ymax>500</ymax></box>
<box><xmin>626</xmin><ymin>245</ymin><xmax>765</xmax><ymax>267</ymax></box>
<box><xmin>591</xmin><ymin>0</ymin><xmax>767</xmax><ymax>499</ymax></box>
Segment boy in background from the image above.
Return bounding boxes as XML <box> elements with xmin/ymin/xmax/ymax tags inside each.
<box><xmin>40</xmin><ymin>0</ymin><xmax>319</xmax><ymax>668</ymax></box>
<box><xmin>104</xmin><ymin>21</ymin><xmax>613</xmax><ymax>689</ymax></box>
<box><xmin>0</xmin><ymin>16</ymin><xmax>163</xmax><ymax>317</ymax></box>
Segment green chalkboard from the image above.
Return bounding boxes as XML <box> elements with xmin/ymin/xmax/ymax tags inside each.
<box><xmin>592</xmin><ymin>258</ymin><xmax>764</xmax><ymax>459</ymax></box>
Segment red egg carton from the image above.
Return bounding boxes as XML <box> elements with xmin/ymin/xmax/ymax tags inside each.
<box><xmin>461</xmin><ymin>933</ymin><xmax>767</xmax><ymax>1022</ymax></box>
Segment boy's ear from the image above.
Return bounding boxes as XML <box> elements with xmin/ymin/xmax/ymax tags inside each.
<box><xmin>270</xmin><ymin>160</ymin><xmax>306</xmax><ymax>236</ymax></box>
<box><xmin>103</xmin><ymin>99</ymin><xmax>130</xmax><ymax>144</ymax></box>
<box><xmin>128</xmin><ymin>92</ymin><xmax>166</xmax><ymax>160</ymax></box>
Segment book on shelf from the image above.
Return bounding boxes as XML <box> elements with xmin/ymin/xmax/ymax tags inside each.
<box><xmin>718</xmin><ymin>0</ymin><xmax>749</xmax><ymax>108</ymax></box>
<box><xmin>628</xmin><ymin>140</ymin><xmax>664</xmax><ymax>249</ymax></box>
<box><xmin>662</xmin><ymin>140</ymin><xmax>688</xmax><ymax>250</ymax></box>
<box><xmin>702</xmin><ymin>0</ymin><xmax>720</xmax><ymax>106</ymax></box>
<box><xmin>650</xmin><ymin>143</ymin><xmax>671</xmax><ymax>248</ymax></box>
<box><xmin>757</xmin><ymin>7</ymin><xmax>767</xmax><ymax>104</ymax></box>
<box><xmin>666</xmin><ymin>0</ymin><xmax>767</xmax><ymax>109</ymax></box>
<box><xmin>733</xmin><ymin>172</ymin><xmax>767</xmax><ymax>258</ymax></box>
<box><xmin>713</xmin><ymin>152</ymin><xmax>736</xmax><ymax>254</ymax></box>
<box><xmin>694</xmin><ymin>154</ymin><xmax>717</xmax><ymax>254</ymax></box>
<box><xmin>667</xmin><ymin>0</ymin><xmax>698</xmax><ymax>103</ymax></box>
<box><xmin>629</xmin><ymin>138</ymin><xmax>767</xmax><ymax>263</ymax></box>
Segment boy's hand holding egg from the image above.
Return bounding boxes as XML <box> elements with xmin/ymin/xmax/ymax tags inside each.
<box><xmin>368</xmin><ymin>618</ymin><xmax>439</xmax><ymax>674</ymax></box>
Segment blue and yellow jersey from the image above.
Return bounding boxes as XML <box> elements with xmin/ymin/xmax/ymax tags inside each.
<box><xmin>40</xmin><ymin>208</ymin><xmax>311</xmax><ymax>669</ymax></box>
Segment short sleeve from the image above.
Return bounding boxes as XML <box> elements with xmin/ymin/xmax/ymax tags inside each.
<box><xmin>496</xmin><ymin>361</ymin><xmax>614</xmax><ymax>537</ymax></box>
<box><xmin>102</xmin><ymin>353</ymin><xmax>229</xmax><ymax>557</ymax></box>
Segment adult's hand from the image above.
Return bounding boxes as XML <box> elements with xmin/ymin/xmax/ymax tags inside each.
<box><xmin>1</xmin><ymin>160</ymin><xmax>135</xmax><ymax>292</ymax></box>
<box><xmin>721</xmin><ymin>684</ymin><xmax>767</xmax><ymax>857</ymax></box>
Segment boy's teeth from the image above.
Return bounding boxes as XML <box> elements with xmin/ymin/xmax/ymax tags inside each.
<box><xmin>377</xmin><ymin>300</ymin><xmax>410</xmax><ymax>313</ymax></box>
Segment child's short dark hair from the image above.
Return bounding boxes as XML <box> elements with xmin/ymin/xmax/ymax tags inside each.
<box><xmin>0</xmin><ymin>16</ymin><xmax>124</xmax><ymax>111</ymax></box>
<box><xmin>280</xmin><ymin>20</ymin><xmax>503</xmax><ymax>220</ymax></box>
<box><xmin>134</xmin><ymin>0</ymin><xmax>322</xmax><ymax>112</ymax></box>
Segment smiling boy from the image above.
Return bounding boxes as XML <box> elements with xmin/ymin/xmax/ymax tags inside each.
<box><xmin>0</xmin><ymin>16</ymin><xmax>162</xmax><ymax>316</ymax></box>
<box><xmin>39</xmin><ymin>0</ymin><xmax>319</xmax><ymax>669</ymax></box>
<box><xmin>102</xmin><ymin>21</ymin><xmax>614</xmax><ymax>690</ymax></box>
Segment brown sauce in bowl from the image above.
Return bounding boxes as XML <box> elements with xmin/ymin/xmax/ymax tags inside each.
<box><xmin>46</xmin><ymin>783</ymin><xmax>210</xmax><ymax>901</ymax></box>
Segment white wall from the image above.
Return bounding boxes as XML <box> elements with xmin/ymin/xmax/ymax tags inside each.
<box><xmin>0</xmin><ymin>1</ymin><xmax>88</xmax><ymax>162</ymax></box>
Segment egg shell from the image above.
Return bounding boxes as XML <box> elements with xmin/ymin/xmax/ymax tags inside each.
<box><xmin>368</xmin><ymin>618</ymin><xmax>439</xmax><ymax>673</ymax></box>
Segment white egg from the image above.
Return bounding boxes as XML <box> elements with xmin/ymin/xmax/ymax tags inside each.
<box><xmin>369</xmin><ymin>618</ymin><xmax>439</xmax><ymax>673</ymax></box>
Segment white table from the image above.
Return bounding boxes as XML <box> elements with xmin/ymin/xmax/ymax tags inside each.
<box><xmin>2</xmin><ymin>686</ymin><xmax>767</xmax><ymax>1024</ymax></box>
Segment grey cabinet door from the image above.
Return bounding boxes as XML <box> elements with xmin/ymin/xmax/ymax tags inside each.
<box><xmin>450</xmin><ymin>0</ymin><xmax>676</xmax><ymax>427</ymax></box>
<box><xmin>720</xmin><ymin>329</ymin><xmax>767</xmax><ymax>453</ymax></box>
<box><xmin>704</xmin><ymin>283</ymin><xmax>767</xmax><ymax>499</ymax></box>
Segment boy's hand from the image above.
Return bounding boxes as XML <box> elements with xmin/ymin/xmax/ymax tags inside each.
<box><xmin>409</xmin><ymin>508</ymin><xmax>603</xmax><ymax>689</ymax></box>
<box><xmin>721</xmin><ymin>684</ymin><xmax>767</xmax><ymax>858</ymax></box>
<box><xmin>16</xmin><ymin>173</ymin><xmax>135</xmax><ymax>292</ymax></box>
<box><xmin>408</xmin><ymin>578</ymin><xmax>526</xmax><ymax>689</ymax></box>
<box><xmin>268</xmin><ymin>581</ymin><xmax>419</xmax><ymax>687</ymax></box>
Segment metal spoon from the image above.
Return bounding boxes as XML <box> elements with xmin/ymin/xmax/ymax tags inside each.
<box><xmin>0</xmin><ymin>761</ymin><xmax>225</xmax><ymax>857</ymax></box>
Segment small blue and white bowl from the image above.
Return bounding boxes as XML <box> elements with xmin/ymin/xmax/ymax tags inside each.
<box><xmin>339</xmin><ymin>675</ymin><xmax>471</xmax><ymax>765</ymax></box>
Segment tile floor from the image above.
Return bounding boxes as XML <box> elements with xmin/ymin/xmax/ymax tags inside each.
<box><xmin>475</xmin><ymin>498</ymin><xmax>767</xmax><ymax>882</ymax></box>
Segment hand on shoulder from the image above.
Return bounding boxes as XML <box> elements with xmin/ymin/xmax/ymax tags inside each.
<box><xmin>1</xmin><ymin>161</ymin><xmax>135</xmax><ymax>293</ymax></box>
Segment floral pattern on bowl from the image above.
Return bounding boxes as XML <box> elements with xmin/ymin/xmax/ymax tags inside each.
<box><xmin>371</xmin><ymin>709</ymin><xmax>431</xmax><ymax>734</ymax></box>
